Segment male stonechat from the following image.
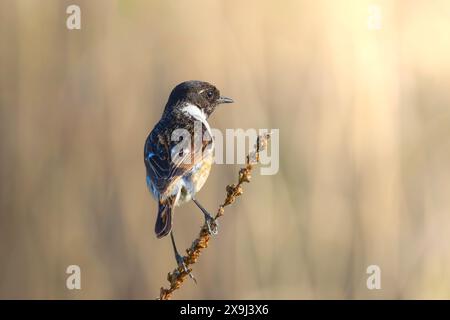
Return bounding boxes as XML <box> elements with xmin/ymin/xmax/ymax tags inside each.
<box><xmin>144</xmin><ymin>80</ymin><xmax>233</xmax><ymax>275</ymax></box>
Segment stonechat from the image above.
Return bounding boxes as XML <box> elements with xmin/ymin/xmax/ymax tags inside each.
<box><xmin>144</xmin><ymin>80</ymin><xmax>233</xmax><ymax>274</ymax></box>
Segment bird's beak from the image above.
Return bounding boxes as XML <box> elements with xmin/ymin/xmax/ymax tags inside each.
<box><xmin>217</xmin><ymin>96</ymin><xmax>234</xmax><ymax>104</ymax></box>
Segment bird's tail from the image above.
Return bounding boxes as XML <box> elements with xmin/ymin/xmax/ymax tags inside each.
<box><xmin>155</xmin><ymin>195</ymin><xmax>176</xmax><ymax>238</ymax></box>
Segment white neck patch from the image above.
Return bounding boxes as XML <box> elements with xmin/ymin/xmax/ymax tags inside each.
<box><xmin>181</xmin><ymin>103</ymin><xmax>213</xmax><ymax>137</ymax></box>
<box><xmin>181</xmin><ymin>103</ymin><xmax>207</xmax><ymax>122</ymax></box>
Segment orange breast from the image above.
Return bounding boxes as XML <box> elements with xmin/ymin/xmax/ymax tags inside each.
<box><xmin>191</xmin><ymin>153</ymin><xmax>213</xmax><ymax>193</ymax></box>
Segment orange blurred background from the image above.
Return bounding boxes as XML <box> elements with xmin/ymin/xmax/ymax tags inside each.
<box><xmin>1</xmin><ymin>0</ymin><xmax>450</xmax><ymax>299</ymax></box>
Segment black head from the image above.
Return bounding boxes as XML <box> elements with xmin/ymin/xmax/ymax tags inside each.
<box><xmin>164</xmin><ymin>80</ymin><xmax>233</xmax><ymax>117</ymax></box>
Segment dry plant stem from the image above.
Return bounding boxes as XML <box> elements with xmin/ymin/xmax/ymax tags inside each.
<box><xmin>158</xmin><ymin>133</ymin><xmax>271</xmax><ymax>300</ymax></box>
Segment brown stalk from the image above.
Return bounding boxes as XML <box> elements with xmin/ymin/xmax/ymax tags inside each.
<box><xmin>158</xmin><ymin>133</ymin><xmax>271</xmax><ymax>300</ymax></box>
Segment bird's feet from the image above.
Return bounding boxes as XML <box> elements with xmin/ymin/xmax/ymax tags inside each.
<box><xmin>175</xmin><ymin>253</ymin><xmax>196</xmax><ymax>284</ymax></box>
<box><xmin>193</xmin><ymin>198</ymin><xmax>219</xmax><ymax>236</ymax></box>
<box><xmin>204</xmin><ymin>214</ymin><xmax>219</xmax><ymax>236</ymax></box>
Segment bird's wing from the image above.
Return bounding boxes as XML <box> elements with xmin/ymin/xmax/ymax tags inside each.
<box><xmin>144</xmin><ymin>119</ymin><xmax>212</xmax><ymax>198</ymax></box>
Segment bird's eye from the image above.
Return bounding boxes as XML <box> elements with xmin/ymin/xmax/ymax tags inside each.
<box><xmin>206</xmin><ymin>90</ymin><xmax>214</xmax><ymax>99</ymax></box>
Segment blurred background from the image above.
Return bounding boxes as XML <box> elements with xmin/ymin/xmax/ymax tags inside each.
<box><xmin>1</xmin><ymin>0</ymin><xmax>450</xmax><ymax>299</ymax></box>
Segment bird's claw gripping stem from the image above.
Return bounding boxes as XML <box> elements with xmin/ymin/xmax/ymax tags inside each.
<box><xmin>175</xmin><ymin>253</ymin><xmax>196</xmax><ymax>284</ymax></box>
<box><xmin>205</xmin><ymin>215</ymin><xmax>219</xmax><ymax>236</ymax></box>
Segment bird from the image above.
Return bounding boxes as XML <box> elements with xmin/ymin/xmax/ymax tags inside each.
<box><xmin>144</xmin><ymin>80</ymin><xmax>234</xmax><ymax>276</ymax></box>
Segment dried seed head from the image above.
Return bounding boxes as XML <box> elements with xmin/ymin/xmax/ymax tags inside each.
<box><xmin>235</xmin><ymin>185</ymin><xmax>244</xmax><ymax>196</ymax></box>
<box><xmin>226</xmin><ymin>184</ymin><xmax>236</xmax><ymax>195</ymax></box>
<box><xmin>216</xmin><ymin>206</ymin><xmax>225</xmax><ymax>218</ymax></box>
<box><xmin>239</xmin><ymin>168</ymin><xmax>251</xmax><ymax>183</ymax></box>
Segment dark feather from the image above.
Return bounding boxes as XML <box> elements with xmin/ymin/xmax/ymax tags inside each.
<box><xmin>144</xmin><ymin>105</ymin><xmax>213</xmax><ymax>198</ymax></box>
<box><xmin>155</xmin><ymin>196</ymin><xmax>176</xmax><ymax>238</ymax></box>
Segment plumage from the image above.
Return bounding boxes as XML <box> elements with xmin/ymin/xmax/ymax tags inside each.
<box><xmin>144</xmin><ymin>81</ymin><xmax>233</xmax><ymax>239</ymax></box>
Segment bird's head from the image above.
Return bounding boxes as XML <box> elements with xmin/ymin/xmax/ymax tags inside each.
<box><xmin>165</xmin><ymin>80</ymin><xmax>233</xmax><ymax>117</ymax></box>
